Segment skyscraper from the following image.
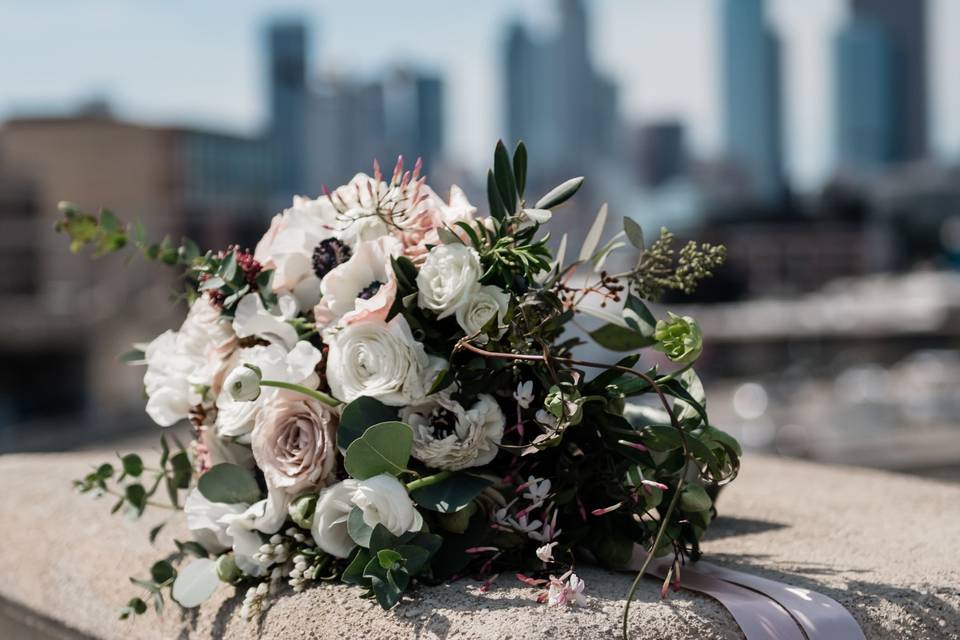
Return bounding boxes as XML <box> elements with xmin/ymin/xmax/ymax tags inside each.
<box><xmin>504</xmin><ymin>0</ymin><xmax>619</xmax><ymax>177</ymax></box>
<box><xmin>267</xmin><ymin>20</ymin><xmax>309</xmax><ymax>199</ymax></box>
<box><xmin>720</xmin><ymin>0</ymin><xmax>785</xmax><ymax>201</ymax></box>
<box><xmin>842</xmin><ymin>0</ymin><xmax>928</xmax><ymax>163</ymax></box>
<box><xmin>834</xmin><ymin>18</ymin><xmax>895</xmax><ymax>169</ymax></box>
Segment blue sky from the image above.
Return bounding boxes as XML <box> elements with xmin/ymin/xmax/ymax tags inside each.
<box><xmin>2</xmin><ymin>0</ymin><xmax>959</xmax><ymax>189</ymax></box>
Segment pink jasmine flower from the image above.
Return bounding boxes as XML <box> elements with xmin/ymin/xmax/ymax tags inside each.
<box><xmin>513</xmin><ymin>381</ymin><xmax>535</xmax><ymax>409</ymax></box>
<box><xmin>536</xmin><ymin>542</ymin><xmax>558</xmax><ymax>563</ymax></box>
<box><xmin>508</xmin><ymin>513</ymin><xmax>543</xmax><ymax>535</ymax></box>
<box><xmin>528</xmin><ymin>510</ymin><xmax>561</xmax><ymax>543</ymax></box>
<box><xmin>521</xmin><ymin>476</ymin><xmax>551</xmax><ymax>506</ymax></box>
<box><xmin>544</xmin><ymin>571</ymin><xmax>587</xmax><ymax>607</ymax></box>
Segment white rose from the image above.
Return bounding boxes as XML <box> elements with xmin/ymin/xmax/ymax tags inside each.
<box><xmin>251</xmin><ymin>391</ymin><xmax>338</xmax><ymax>496</ymax></box>
<box><xmin>325</xmin><ymin>315</ymin><xmax>445</xmax><ymax>406</ymax></box>
<box><xmin>143</xmin><ymin>298</ymin><xmax>236</xmax><ymax>427</ymax></box>
<box><xmin>183</xmin><ymin>488</ymin><xmax>246</xmax><ymax>554</ymax></box>
<box><xmin>455</xmin><ymin>285</ymin><xmax>510</xmax><ymax>337</ymax></box>
<box><xmin>400</xmin><ymin>394</ymin><xmax>505</xmax><ymax>470</ymax></box>
<box><xmin>216</xmin><ymin>340</ymin><xmax>323</xmax><ymax>442</ymax></box>
<box><xmin>311</xmin><ymin>479</ymin><xmax>360</xmax><ymax>558</ymax></box>
<box><xmin>416</xmin><ymin>244</ymin><xmax>482</xmax><ymax>318</ymax></box>
<box><xmin>353</xmin><ymin>474</ymin><xmax>423</xmax><ymax>537</ymax></box>
<box><xmin>254</xmin><ymin>195</ymin><xmax>340</xmax><ymax>311</ymax></box>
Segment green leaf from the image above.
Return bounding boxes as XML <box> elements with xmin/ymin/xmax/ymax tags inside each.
<box><xmin>347</xmin><ymin>507</ymin><xmax>374</xmax><ymax>547</ymax></box>
<box><xmin>589</xmin><ymin>323</ymin><xmax>656</xmax><ymax>351</ymax></box>
<box><xmin>623</xmin><ymin>295</ymin><xmax>657</xmax><ymax>337</ymax></box>
<box><xmin>513</xmin><ymin>141</ymin><xmax>528</xmax><ymax>197</ymax></box>
<box><xmin>197</xmin><ymin>463</ymin><xmax>261</xmax><ymax>505</ymax></box>
<box><xmin>120</xmin><ymin>453</ymin><xmax>143</xmax><ymax>478</ymax></box>
<box><xmin>623</xmin><ymin>217</ymin><xmax>645</xmax><ymax>249</ymax></box>
<box><xmin>119</xmin><ymin>349</ymin><xmax>145</xmax><ymax>364</ymax></box>
<box><xmin>96</xmin><ymin>463</ymin><xmax>114</xmax><ymax>479</ymax></box>
<box><xmin>410</xmin><ymin>473</ymin><xmax>492</xmax><ymax>513</ymax></box>
<box><xmin>579</xmin><ymin>203</ymin><xmax>607</xmax><ymax>262</ymax></box>
<box><xmin>680</xmin><ymin>484</ymin><xmax>712</xmax><ymax>513</ymax></box>
<box><xmin>170</xmin><ymin>451</ymin><xmax>192</xmax><ymax>489</ymax></box>
<box><xmin>150</xmin><ymin>560</ymin><xmax>176</xmax><ymax>585</ymax></box>
<box><xmin>493</xmin><ymin>140</ymin><xmax>517</xmax><ymax>214</ymax></box>
<box><xmin>534</xmin><ymin>176</ymin><xmax>584</xmax><ymax>210</ymax></box>
<box><xmin>171</xmin><ymin>558</ymin><xmax>219</xmax><ymax>608</ymax></box>
<box><xmin>396</xmin><ymin>545</ymin><xmax>431</xmax><ymax>575</ymax></box>
<box><xmin>338</xmin><ymin>397</ymin><xmax>399</xmax><ymax>450</ymax></box>
<box><xmin>641</xmin><ymin>425</ymin><xmax>684</xmax><ymax>451</ymax></box>
<box><xmin>344</xmin><ymin>422</ymin><xmax>413</xmax><ymax>480</ymax></box>
<box><xmin>125</xmin><ymin>597</ymin><xmax>147</xmax><ymax>617</ymax></box>
<box><xmin>369</xmin><ymin>524</ymin><xmax>401</xmax><ymax>553</ymax></box>
<box><xmin>377</xmin><ymin>549</ymin><xmax>404</xmax><ymax>571</ymax></box>
<box><xmin>175</xmin><ymin>539</ymin><xmax>210</xmax><ymax>558</ymax></box>
<box><xmin>486</xmin><ymin>169</ymin><xmax>507</xmax><ymax>221</ymax></box>
<box><xmin>149</xmin><ymin>522</ymin><xmax>165</xmax><ymax>544</ymax></box>
<box><xmin>125</xmin><ymin>483</ymin><xmax>147</xmax><ymax>516</ymax></box>
<box><xmin>341</xmin><ymin>548</ymin><xmax>373</xmax><ymax>586</ymax></box>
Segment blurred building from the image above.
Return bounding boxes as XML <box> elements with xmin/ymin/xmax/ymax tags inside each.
<box><xmin>634</xmin><ymin>121</ymin><xmax>687</xmax><ymax>189</ymax></box>
<box><xmin>267</xmin><ymin>20</ymin><xmax>310</xmax><ymax>202</ymax></box>
<box><xmin>720</xmin><ymin>0</ymin><xmax>785</xmax><ymax>202</ymax></box>
<box><xmin>0</xmin><ymin>113</ymin><xmax>270</xmax><ymax>450</ymax></box>
<box><xmin>267</xmin><ymin>19</ymin><xmax>447</xmax><ymax>197</ymax></box>
<box><xmin>504</xmin><ymin>0</ymin><xmax>620</xmax><ymax>178</ymax></box>
<box><xmin>834</xmin><ymin>0</ymin><xmax>929</xmax><ymax>169</ymax></box>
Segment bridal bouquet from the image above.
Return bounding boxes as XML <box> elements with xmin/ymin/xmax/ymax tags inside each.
<box><xmin>58</xmin><ymin>142</ymin><xmax>736</xmax><ymax>630</ymax></box>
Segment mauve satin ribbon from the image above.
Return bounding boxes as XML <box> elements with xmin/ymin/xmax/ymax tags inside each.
<box><xmin>626</xmin><ymin>547</ymin><xmax>864</xmax><ymax>640</ymax></box>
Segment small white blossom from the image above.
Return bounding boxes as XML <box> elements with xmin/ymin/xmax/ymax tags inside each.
<box><xmin>513</xmin><ymin>381</ymin><xmax>535</xmax><ymax>409</ymax></box>
<box><xmin>546</xmin><ymin>572</ymin><xmax>586</xmax><ymax>607</ymax></box>
<box><xmin>536</xmin><ymin>542</ymin><xmax>558</xmax><ymax>563</ymax></box>
<box><xmin>507</xmin><ymin>513</ymin><xmax>543</xmax><ymax>534</ymax></box>
<box><xmin>522</xmin><ymin>476</ymin><xmax>552</xmax><ymax>507</ymax></box>
<box><xmin>224</xmin><ymin>366</ymin><xmax>261</xmax><ymax>402</ymax></box>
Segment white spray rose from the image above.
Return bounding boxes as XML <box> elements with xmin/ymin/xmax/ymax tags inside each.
<box><xmin>183</xmin><ymin>488</ymin><xmax>246</xmax><ymax>554</ymax></box>
<box><xmin>400</xmin><ymin>394</ymin><xmax>505</xmax><ymax>471</ymax></box>
<box><xmin>232</xmin><ymin>292</ymin><xmax>299</xmax><ymax>349</ymax></box>
<box><xmin>325</xmin><ymin>315</ymin><xmax>445</xmax><ymax>406</ymax></box>
<box><xmin>416</xmin><ymin>244</ymin><xmax>482</xmax><ymax>318</ymax></box>
<box><xmin>455</xmin><ymin>285</ymin><xmax>510</xmax><ymax>336</ymax></box>
<box><xmin>143</xmin><ymin>297</ymin><xmax>236</xmax><ymax>427</ymax></box>
<box><xmin>353</xmin><ymin>474</ymin><xmax>423</xmax><ymax>537</ymax></box>
<box><xmin>251</xmin><ymin>391</ymin><xmax>338</xmax><ymax>496</ymax></box>
<box><xmin>311</xmin><ymin>479</ymin><xmax>360</xmax><ymax>558</ymax></box>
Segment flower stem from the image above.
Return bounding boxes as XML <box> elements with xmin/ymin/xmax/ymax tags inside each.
<box><xmin>405</xmin><ymin>470</ymin><xmax>452</xmax><ymax>492</ymax></box>
<box><xmin>259</xmin><ymin>380</ymin><xmax>341</xmax><ymax>407</ymax></box>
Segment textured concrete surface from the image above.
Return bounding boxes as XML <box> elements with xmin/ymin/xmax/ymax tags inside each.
<box><xmin>0</xmin><ymin>451</ymin><xmax>957</xmax><ymax>639</ymax></box>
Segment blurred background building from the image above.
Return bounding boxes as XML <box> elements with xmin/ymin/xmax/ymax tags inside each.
<box><xmin>1</xmin><ymin>0</ymin><xmax>959</xmax><ymax>480</ymax></box>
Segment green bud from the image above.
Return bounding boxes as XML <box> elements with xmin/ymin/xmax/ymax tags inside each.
<box><xmin>654</xmin><ymin>313</ymin><xmax>703</xmax><ymax>364</ymax></box>
<box><xmin>288</xmin><ymin>493</ymin><xmax>318</xmax><ymax>529</ymax></box>
<box><xmin>215</xmin><ymin>553</ymin><xmax>242</xmax><ymax>583</ymax></box>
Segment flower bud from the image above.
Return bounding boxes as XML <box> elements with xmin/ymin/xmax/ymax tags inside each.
<box><xmin>225</xmin><ymin>364</ymin><xmax>262</xmax><ymax>402</ymax></box>
<box><xmin>288</xmin><ymin>494</ymin><xmax>318</xmax><ymax>530</ymax></box>
<box><xmin>653</xmin><ymin>313</ymin><xmax>703</xmax><ymax>364</ymax></box>
<box><xmin>216</xmin><ymin>553</ymin><xmax>242</xmax><ymax>583</ymax></box>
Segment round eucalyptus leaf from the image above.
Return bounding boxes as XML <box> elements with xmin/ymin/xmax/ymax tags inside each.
<box><xmin>197</xmin><ymin>463</ymin><xmax>261</xmax><ymax>505</ymax></box>
<box><xmin>344</xmin><ymin>422</ymin><xmax>412</xmax><ymax>480</ymax></box>
<box><xmin>171</xmin><ymin>558</ymin><xmax>219</xmax><ymax>608</ymax></box>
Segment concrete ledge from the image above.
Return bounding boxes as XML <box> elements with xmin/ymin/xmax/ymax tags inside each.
<box><xmin>0</xmin><ymin>451</ymin><xmax>957</xmax><ymax>639</ymax></box>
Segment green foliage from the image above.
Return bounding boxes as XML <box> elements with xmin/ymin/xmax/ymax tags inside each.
<box><xmin>630</xmin><ymin>227</ymin><xmax>726</xmax><ymax>300</ymax></box>
<box><xmin>344</xmin><ymin>421</ymin><xmax>413</xmax><ymax>480</ymax></box>
<box><xmin>197</xmin><ymin>463</ymin><xmax>261</xmax><ymax>505</ymax></box>
<box><xmin>409</xmin><ymin>473</ymin><xmax>492</xmax><ymax>513</ymax></box>
<box><xmin>534</xmin><ymin>176</ymin><xmax>585</xmax><ymax>210</ymax></box>
<box><xmin>337</xmin><ymin>396</ymin><xmax>399</xmax><ymax>450</ymax></box>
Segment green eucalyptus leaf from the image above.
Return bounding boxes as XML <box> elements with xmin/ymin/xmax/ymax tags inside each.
<box><xmin>623</xmin><ymin>217</ymin><xmax>645</xmax><ymax>249</ymax></box>
<box><xmin>171</xmin><ymin>558</ymin><xmax>219</xmax><ymax>608</ymax></box>
<box><xmin>197</xmin><ymin>463</ymin><xmax>260</xmax><ymax>505</ymax></box>
<box><xmin>121</xmin><ymin>453</ymin><xmax>144</xmax><ymax>478</ymax></box>
<box><xmin>342</xmin><ymin>548</ymin><xmax>373</xmax><ymax>586</ymax></box>
<box><xmin>589</xmin><ymin>323</ymin><xmax>655</xmax><ymax>351</ymax></box>
<box><xmin>125</xmin><ymin>483</ymin><xmax>147</xmax><ymax>516</ymax></box>
<box><xmin>410</xmin><ymin>473</ymin><xmax>492</xmax><ymax>513</ymax></box>
<box><xmin>347</xmin><ymin>507</ymin><xmax>374</xmax><ymax>547</ymax></box>
<box><xmin>377</xmin><ymin>549</ymin><xmax>404</xmax><ymax>571</ymax></box>
<box><xmin>396</xmin><ymin>544</ymin><xmax>431</xmax><ymax>575</ymax></box>
<box><xmin>344</xmin><ymin>422</ymin><xmax>413</xmax><ymax>480</ymax></box>
<box><xmin>150</xmin><ymin>560</ymin><xmax>176</xmax><ymax>585</ymax></box>
<box><xmin>338</xmin><ymin>397</ymin><xmax>399</xmax><ymax>450</ymax></box>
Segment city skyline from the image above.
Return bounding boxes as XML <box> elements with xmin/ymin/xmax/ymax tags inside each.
<box><xmin>2</xmin><ymin>0</ymin><xmax>960</xmax><ymax>190</ymax></box>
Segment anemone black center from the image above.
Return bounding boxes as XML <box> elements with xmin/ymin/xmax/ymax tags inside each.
<box><xmin>431</xmin><ymin>408</ymin><xmax>458</xmax><ymax>440</ymax></box>
<box><xmin>311</xmin><ymin>238</ymin><xmax>352</xmax><ymax>279</ymax></box>
<box><xmin>357</xmin><ymin>280</ymin><xmax>384</xmax><ymax>300</ymax></box>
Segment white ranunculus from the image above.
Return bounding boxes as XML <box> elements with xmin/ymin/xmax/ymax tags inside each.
<box><xmin>400</xmin><ymin>394</ymin><xmax>505</xmax><ymax>471</ymax></box>
<box><xmin>216</xmin><ymin>340</ymin><xmax>323</xmax><ymax>442</ymax></box>
<box><xmin>224</xmin><ymin>366</ymin><xmax>261</xmax><ymax>402</ymax></box>
<box><xmin>416</xmin><ymin>244</ymin><xmax>482</xmax><ymax>318</ymax></box>
<box><xmin>353</xmin><ymin>474</ymin><xmax>423</xmax><ymax>537</ymax></box>
<box><xmin>311</xmin><ymin>479</ymin><xmax>360</xmax><ymax>558</ymax></box>
<box><xmin>143</xmin><ymin>298</ymin><xmax>236</xmax><ymax>427</ymax></box>
<box><xmin>220</xmin><ymin>488</ymin><xmax>289</xmax><ymax>577</ymax></box>
<box><xmin>251</xmin><ymin>391</ymin><xmax>338</xmax><ymax>496</ymax></box>
<box><xmin>325</xmin><ymin>315</ymin><xmax>445</xmax><ymax>406</ymax></box>
<box><xmin>314</xmin><ymin>236</ymin><xmax>401</xmax><ymax>328</ymax></box>
<box><xmin>232</xmin><ymin>293</ymin><xmax>299</xmax><ymax>349</ymax></box>
<box><xmin>254</xmin><ymin>195</ymin><xmax>340</xmax><ymax>311</ymax></box>
<box><xmin>183</xmin><ymin>488</ymin><xmax>246</xmax><ymax>554</ymax></box>
<box><xmin>455</xmin><ymin>284</ymin><xmax>510</xmax><ymax>337</ymax></box>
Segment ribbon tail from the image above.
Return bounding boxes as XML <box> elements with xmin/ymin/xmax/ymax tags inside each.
<box><xmin>625</xmin><ymin>546</ymin><xmax>805</xmax><ymax>640</ymax></box>
<box><xmin>692</xmin><ymin>560</ymin><xmax>866</xmax><ymax>640</ymax></box>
